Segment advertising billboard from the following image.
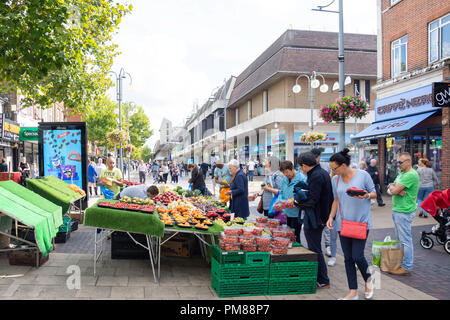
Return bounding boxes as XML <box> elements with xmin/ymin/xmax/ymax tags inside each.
<box><xmin>38</xmin><ymin>122</ymin><xmax>88</xmax><ymax>209</ymax></box>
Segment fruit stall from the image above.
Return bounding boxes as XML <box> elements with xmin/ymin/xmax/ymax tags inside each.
<box><xmin>0</xmin><ymin>172</ymin><xmax>22</xmax><ymax>184</ymax></box>
<box><xmin>0</xmin><ymin>180</ymin><xmax>63</xmax><ymax>267</ymax></box>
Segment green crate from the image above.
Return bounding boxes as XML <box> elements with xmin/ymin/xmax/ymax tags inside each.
<box><xmin>244</xmin><ymin>251</ymin><xmax>270</xmax><ymax>265</ymax></box>
<box><xmin>211</xmin><ymin>274</ymin><xmax>268</xmax><ymax>298</ymax></box>
<box><xmin>269</xmin><ymin>261</ymin><xmax>318</xmax><ymax>279</ymax></box>
<box><xmin>211</xmin><ymin>258</ymin><xmax>270</xmax><ymax>281</ymax></box>
<box><xmin>58</xmin><ymin>217</ymin><xmax>72</xmax><ymax>233</ymax></box>
<box><xmin>212</xmin><ymin>245</ymin><xmax>245</xmax><ymax>264</ymax></box>
<box><xmin>268</xmin><ymin>277</ymin><xmax>317</xmax><ymax>295</ymax></box>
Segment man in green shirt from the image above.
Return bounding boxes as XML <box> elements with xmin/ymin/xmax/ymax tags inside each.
<box><xmin>100</xmin><ymin>156</ymin><xmax>124</xmax><ymax>196</ymax></box>
<box><xmin>388</xmin><ymin>152</ymin><xmax>419</xmax><ymax>275</ymax></box>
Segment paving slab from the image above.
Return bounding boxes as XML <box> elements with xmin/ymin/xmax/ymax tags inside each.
<box><xmin>144</xmin><ymin>286</ymin><xmax>179</xmax><ymax>299</ymax></box>
<box><xmin>177</xmin><ymin>285</ymin><xmax>215</xmax><ymax>298</ymax></box>
<box><xmin>11</xmin><ymin>284</ymin><xmax>45</xmax><ymax>298</ymax></box>
<box><xmin>96</xmin><ymin>276</ymin><xmax>128</xmax><ymax>287</ymax></box>
<box><xmin>110</xmin><ymin>286</ymin><xmax>145</xmax><ymax>299</ymax></box>
<box><xmin>39</xmin><ymin>285</ymin><xmax>78</xmax><ymax>298</ymax></box>
<box><xmin>127</xmin><ymin>276</ymin><xmax>159</xmax><ymax>287</ymax></box>
<box><xmin>34</xmin><ymin>275</ymin><xmax>70</xmax><ymax>286</ymax></box>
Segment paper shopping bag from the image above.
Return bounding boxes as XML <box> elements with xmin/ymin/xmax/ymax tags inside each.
<box><xmin>380</xmin><ymin>248</ymin><xmax>404</xmax><ymax>273</ymax></box>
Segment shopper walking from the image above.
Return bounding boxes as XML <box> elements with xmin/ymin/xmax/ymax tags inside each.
<box><xmin>225</xmin><ymin>159</ymin><xmax>250</xmax><ymax>219</ymax></box>
<box><xmin>295</xmin><ymin>152</ymin><xmax>333</xmax><ymax>288</ymax></box>
<box><xmin>0</xmin><ymin>157</ymin><xmax>7</xmax><ymax>172</ymax></box>
<box><xmin>247</xmin><ymin>158</ymin><xmax>256</xmax><ymax>181</ymax></box>
<box><xmin>95</xmin><ymin>158</ymin><xmax>106</xmax><ymax>196</ymax></box>
<box><xmin>188</xmin><ymin>163</ymin><xmax>206</xmax><ymax>195</ymax></box>
<box><xmin>161</xmin><ymin>162</ymin><xmax>169</xmax><ymax>184</ymax></box>
<box><xmin>367</xmin><ymin>159</ymin><xmax>386</xmax><ymax>207</ymax></box>
<box><xmin>171</xmin><ymin>162</ymin><xmax>179</xmax><ymax>184</ymax></box>
<box><xmin>326</xmin><ymin>148</ymin><xmax>376</xmax><ymax>300</ymax></box>
<box><xmin>138</xmin><ymin>160</ymin><xmax>147</xmax><ymax>183</ymax></box>
<box><xmin>279</xmin><ymin>160</ymin><xmax>307</xmax><ymax>244</ymax></box>
<box><xmin>88</xmin><ymin>159</ymin><xmax>98</xmax><ymax>197</ymax></box>
<box><xmin>416</xmin><ymin>158</ymin><xmax>439</xmax><ymax>218</ymax></box>
<box><xmin>388</xmin><ymin>152</ymin><xmax>420</xmax><ymax>275</ymax></box>
<box><xmin>30</xmin><ymin>163</ymin><xmax>39</xmax><ymax>179</ymax></box>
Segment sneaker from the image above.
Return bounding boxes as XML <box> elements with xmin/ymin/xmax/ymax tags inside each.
<box><xmin>317</xmin><ymin>282</ymin><xmax>330</xmax><ymax>288</ymax></box>
<box><xmin>328</xmin><ymin>257</ymin><xmax>336</xmax><ymax>266</ymax></box>
<box><xmin>378</xmin><ymin>203</ymin><xmax>385</xmax><ymax>207</ymax></box>
<box><xmin>325</xmin><ymin>246</ymin><xmax>331</xmax><ymax>257</ymax></box>
<box><xmin>423</xmin><ymin>215</ymin><xmax>428</xmax><ymax>218</ymax></box>
<box><xmin>419</xmin><ymin>212</ymin><xmax>423</xmax><ymax>217</ymax></box>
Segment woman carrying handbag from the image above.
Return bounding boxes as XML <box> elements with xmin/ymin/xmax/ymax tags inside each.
<box><xmin>326</xmin><ymin>148</ymin><xmax>377</xmax><ymax>300</ymax></box>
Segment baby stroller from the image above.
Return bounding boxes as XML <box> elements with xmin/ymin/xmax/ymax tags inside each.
<box><xmin>419</xmin><ymin>189</ymin><xmax>450</xmax><ymax>254</ymax></box>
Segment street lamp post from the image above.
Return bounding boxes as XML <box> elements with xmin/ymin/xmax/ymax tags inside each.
<box><xmin>313</xmin><ymin>0</ymin><xmax>346</xmax><ymax>150</ymax></box>
<box><xmin>292</xmin><ymin>71</ymin><xmax>329</xmax><ymax>131</ymax></box>
<box><xmin>109</xmin><ymin>68</ymin><xmax>132</xmax><ymax>176</ymax></box>
<box><xmin>127</xmin><ymin>101</ymin><xmax>137</xmax><ymax>182</ymax></box>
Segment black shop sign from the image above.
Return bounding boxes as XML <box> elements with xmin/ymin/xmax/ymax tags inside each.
<box><xmin>432</xmin><ymin>82</ymin><xmax>450</xmax><ymax>108</ymax></box>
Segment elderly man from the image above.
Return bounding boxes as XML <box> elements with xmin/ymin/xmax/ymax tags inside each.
<box><xmin>99</xmin><ymin>156</ymin><xmax>124</xmax><ymax>197</ymax></box>
<box><xmin>225</xmin><ymin>159</ymin><xmax>249</xmax><ymax>219</ymax></box>
<box><xmin>388</xmin><ymin>152</ymin><xmax>420</xmax><ymax>275</ymax></box>
<box><xmin>367</xmin><ymin>159</ymin><xmax>385</xmax><ymax>207</ymax></box>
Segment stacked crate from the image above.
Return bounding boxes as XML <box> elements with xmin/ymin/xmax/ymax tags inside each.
<box><xmin>268</xmin><ymin>248</ymin><xmax>318</xmax><ymax>295</ymax></box>
<box><xmin>210</xmin><ymin>245</ymin><xmax>270</xmax><ymax>298</ymax></box>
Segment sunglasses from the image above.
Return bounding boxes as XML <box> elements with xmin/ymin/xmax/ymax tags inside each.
<box><xmin>330</xmin><ymin>164</ymin><xmax>342</xmax><ymax>171</ymax></box>
<box><xmin>396</xmin><ymin>159</ymin><xmax>410</xmax><ymax>165</ymax></box>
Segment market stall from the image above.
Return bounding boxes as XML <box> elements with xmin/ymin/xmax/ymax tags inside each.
<box><xmin>26</xmin><ymin>176</ymin><xmax>85</xmax><ymax>219</ymax></box>
<box><xmin>0</xmin><ymin>180</ymin><xmax>63</xmax><ymax>266</ymax></box>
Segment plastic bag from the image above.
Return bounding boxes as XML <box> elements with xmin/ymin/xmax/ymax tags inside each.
<box><xmin>220</xmin><ymin>187</ymin><xmax>231</xmax><ymax>203</ymax></box>
<box><xmin>99</xmin><ymin>184</ymin><xmax>115</xmax><ymax>200</ymax></box>
<box><xmin>268</xmin><ymin>193</ymin><xmax>281</xmax><ymax>218</ymax></box>
<box><xmin>372</xmin><ymin>236</ymin><xmax>399</xmax><ymax>267</ymax></box>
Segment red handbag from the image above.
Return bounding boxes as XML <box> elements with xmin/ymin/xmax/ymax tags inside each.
<box><xmin>336</xmin><ymin>176</ymin><xmax>368</xmax><ymax>240</ymax></box>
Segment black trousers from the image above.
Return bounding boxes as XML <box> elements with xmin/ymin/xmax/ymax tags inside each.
<box><xmin>375</xmin><ymin>184</ymin><xmax>384</xmax><ymax>205</ymax></box>
<box><xmin>139</xmin><ymin>171</ymin><xmax>146</xmax><ymax>183</ymax></box>
<box><xmin>304</xmin><ymin>226</ymin><xmax>330</xmax><ymax>286</ymax></box>
<box><xmin>339</xmin><ymin>231</ymin><xmax>371</xmax><ymax>290</ymax></box>
<box><xmin>163</xmin><ymin>173</ymin><xmax>168</xmax><ymax>183</ymax></box>
<box><xmin>287</xmin><ymin>217</ymin><xmax>302</xmax><ymax>244</ymax></box>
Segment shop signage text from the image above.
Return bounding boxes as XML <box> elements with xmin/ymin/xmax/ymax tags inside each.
<box><xmin>432</xmin><ymin>82</ymin><xmax>450</xmax><ymax>107</ymax></box>
<box><xmin>0</xmin><ymin>114</ymin><xmax>20</xmax><ymax>142</ymax></box>
<box><xmin>19</xmin><ymin>127</ymin><xmax>39</xmax><ymax>141</ymax></box>
<box><xmin>374</xmin><ymin>84</ymin><xmax>439</xmax><ymax>122</ymax></box>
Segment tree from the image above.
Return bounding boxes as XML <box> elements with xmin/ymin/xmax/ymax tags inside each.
<box><xmin>120</xmin><ymin>102</ymin><xmax>153</xmax><ymax>149</ymax></box>
<box><xmin>0</xmin><ymin>0</ymin><xmax>132</xmax><ymax>113</ymax></box>
<box><xmin>84</xmin><ymin>96</ymin><xmax>118</xmax><ymax>148</ymax></box>
<box><xmin>141</xmin><ymin>146</ymin><xmax>153</xmax><ymax>163</ymax></box>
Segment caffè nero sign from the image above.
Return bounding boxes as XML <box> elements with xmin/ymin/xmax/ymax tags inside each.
<box><xmin>374</xmin><ymin>84</ymin><xmax>440</xmax><ymax>122</ymax></box>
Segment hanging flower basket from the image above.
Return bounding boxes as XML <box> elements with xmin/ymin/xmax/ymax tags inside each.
<box><xmin>124</xmin><ymin>144</ymin><xmax>135</xmax><ymax>154</ymax></box>
<box><xmin>319</xmin><ymin>95</ymin><xmax>371</xmax><ymax>123</ymax></box>
<box><xmin>106</xmin><ymin>130</ymin><xmax>129</xmax><ymax>144</ymax></box>
<box><xmin>300</xmin><ymin>132</ymin><xmax>326</xmax><ymax>145</ymax></box>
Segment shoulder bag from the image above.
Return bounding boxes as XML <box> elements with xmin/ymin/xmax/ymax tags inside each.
<box><xmin>336</xmin><ymin>175</ymin><xmax>368</xmax><ymax>240</ymax></box>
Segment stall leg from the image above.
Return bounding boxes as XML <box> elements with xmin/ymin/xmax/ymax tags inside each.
<box><xmin>93</xmin><ymin>229</ymin><xmax>97</xmax><ymax>276</ymax></box>
<box><xmin>158</xmin><ymin>237</ymin><xmax>161</xmax><ymax>283</ymax></box>
<box><xmin>146</xmin><ymin>235</ymin><xmax>157</xmax><ymax>284</ymax></box>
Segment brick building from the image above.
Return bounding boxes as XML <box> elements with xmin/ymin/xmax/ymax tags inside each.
<box><xmin>226</xmin><ymin>29</ymin><xmax>377</xmax><ymax>164</ymax></box>
<box><xmin>354</xmin><ymin>0</ymin><xmax>450</xmax><ymax>190</ymax></box>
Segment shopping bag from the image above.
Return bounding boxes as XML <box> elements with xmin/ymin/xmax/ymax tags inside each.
<box><xmin>372</xmin><ymin>236</ymin><xmax>399</xmax><ymax>267</ymax></box>
<box><xmin>99</xmin><ymin>184</ymin><xmax>115</xmax><ymax>200</ymax></box>
<box><xmin>274</xmin><ymin>211</ymin><xmax>287</xmax><ymax>225</ymax></box>
<box><xmin>380</xmin><ymin>248</ymin><xmax>404</xmax><ymax>273</ymax></box>
<box><xmin>268</xmin><ymin>193</ymin><xmax>281</xmax><ymax>218</ymax></box>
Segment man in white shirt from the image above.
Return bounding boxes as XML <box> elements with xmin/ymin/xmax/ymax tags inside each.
<box><xmin>138</xmin><ymin>160</ymin><xmax>147</xmax><ymax>183</ymax></box>
<box><xmin>247</xmin><ymin>159</ymin><xmax>256</xmax><ymax>181</ymax></box>
<box><xmin>95</xmin><ymin>158</ymin><xmax>106</xmax><ymax>195</ymax></box>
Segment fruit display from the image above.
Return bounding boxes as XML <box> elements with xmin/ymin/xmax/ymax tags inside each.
<box><xmin>233</xmin><ymin>217</ymin><xmax>245</xmax><ymax>224</ymax></box>
<box><xmin>239</xmin><ymin>238</ymin><xmax>255</xmax><ymax>246</ymax></box>
<box><xmin>241</xmin><ymin>244</ymin><xmax>257</xmax><ymax>252</ymax></box>
<box><xmin>224</xmin><ymin>243</ymin><xmax>240</xmax><ymax>252</ymax></box>
<box><xmin>257</xmin><ymin>244</ymin><xmax>272</xmax><ymax>252</ymax></box>
<box><xmin>68</xmin><ymin>184</ymin><xmax>86</xmax><ymax>196</ymax></box>
<box><xmin>125</xmin><ymin>204</ymin><xmax>141</xmax><ymax>211</ymax></box>
<box><xmin>273</xmin><ymin>237</ymin><xmax>290</xmax><ymax>248</ymax></box>
<box><xmin>256</xmin><ymin>236</ymin><xmax>272</xmax><ymax>246</ymax></box>
<box><xmin>224</xmin><ymin>228</ymin><xmax>240</xmax><ymax>236</ymax></box>
<box><xmin>122</xmin><ymin>196</ymin><xmax>154</xmax><ymax>205</ymax></box>
<box><xmin>152</xmin><ymin>191</ymin><xmax>182</xmax><ymax>206</ymax></box>
<box><xmin>122</xmin><ymin>180</ymin><xmax>143</xmax><ymax>186</ymax></box>
<box><xmin>256</xmin><ymin>217</ymin><xmax>268</xmax><ymax>224</ymax></box>
<box><xmin>98</xmin><ymin>201</ymin><xmax>113</xmax><ymax>208</ymax></box>
<box><xmin>272</xmin><ymin>230</ymin><xmax>288</xmax><ymax>238</ymax></box>
<box><xmin>272</xmin><ymin>246</ymin><xmax>288</xmax><ymax>255</ymax></box>
<box><xmin>267</xmin><ymin>219</ymin><xmax>280</xmax><ymax>227</ymax></box>
<box><xmin>221</xmin><ymin>235</ymin><xmax>239</xmax><ymax>244</ymax></box>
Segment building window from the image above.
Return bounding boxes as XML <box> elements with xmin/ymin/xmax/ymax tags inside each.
<box><xmin>390</xmin><ymin>0</ymin><xmax>401</xmax><ymax>6</ymax></box>
<box><xmin>391</xmin><ymin>35</ymin><xmax>408</xmax><ymax>77</ymax></box>
<box><xmin>263</xmin><ymin>90</ymin><xmax>268</xmax><ymax>112</ymax></box>
<box><xmin>247</xmin><ymin>100</ymin><xmax>252</xmax><ymax>120</ymax></box>
<box><xmin>235</xmin><ymin>108</ymin><xmax>239</xmax><ymax>126</ymax></box>
<box><xmin>429</xmin><ymin>13</ymin><xmax>450</xmax><ymax>63</ymax></box>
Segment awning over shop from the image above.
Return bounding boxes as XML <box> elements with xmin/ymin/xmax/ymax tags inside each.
<box><xmin>351</xmin><ymin>111</ymin><xmax>437</xmax><ymax>141</ymax></box>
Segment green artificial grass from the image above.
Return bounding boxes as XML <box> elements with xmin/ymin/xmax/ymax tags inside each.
<box><xmin>84</xmin><ymin>200</ymin><xmax>165</xmax><ymax>237</ymax></box>
<box><xmin>0</xmin><ymin>188</ymin><xmax>53</xmax><ymax>256</ymax></box>
<box><xmin>0</xmin><ymin>181</ymin><xmax>62</xmax><ymax>231</ymax></box>
<box><xmin>26</xmin><ymin>176</ymin><xmax>83</xmax><ymax>214</ymax></box>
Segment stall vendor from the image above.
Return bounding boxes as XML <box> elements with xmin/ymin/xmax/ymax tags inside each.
<box><xmin>115</xmin><ymin>185</ymin><xmax>159</xmax><ymax>200</ymax></box>
<box><xmin>99</xmin><ymin>156</ymin><xmax>124</xmax><ymax>196</ymax></box>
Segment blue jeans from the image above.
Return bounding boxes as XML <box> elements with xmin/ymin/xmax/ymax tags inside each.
<box><xmin>324</xmin><ymin>221</ymin><xmax>338</xmax><ymax>257</ymax></box>
<box><xmin>417</xmin><ymin>187</ymin><xmax>434</xmax><ymax>215</ymax></box>
<box><xmin>339</xmin><ymin>231</ymin><xmax>371</xmax><ymax>290</ymax></box>
<box><xmin>392</xmin><ymin>211</ymin><xmax>416</xmax><ymax>271</ymax></box>
<box><xmin>248</xmin><ymin>170</ymin><xmax>254</xmax><ymax>181</ymax></box>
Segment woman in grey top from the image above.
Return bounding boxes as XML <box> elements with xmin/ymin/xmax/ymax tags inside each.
<box><xmin>417</xmin><ymin>158</ymin><xmax>439</xmax><ymax>218</ymax></box>
<box><xmin>326</xmin><ymin>148</ymin><xmax>376</xmax><ymax>300</ymax></box>
<box><xmin>249</xmin><ymin>157</ymin><xmax>285</xmax><ymax>217</ymax></box>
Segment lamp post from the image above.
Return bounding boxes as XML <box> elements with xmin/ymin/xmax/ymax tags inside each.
<box><xmin>313</xmin><ymin>0</ymin><xmax>346</xmax><ymax>150</ymax></box>
<box><xmin>109</xmin><ymin>68</ymin><xmax>132</xmax><ymax>176</ymax></box>
<box><xmin>292</xmin><ymin>71</ymin><xmax>329</xmax><ymax>131</ymax></box>
<box><xmin>126</xmin><ymin>101</ymin><xmax>137</xmax><ymax>182</ymax></box>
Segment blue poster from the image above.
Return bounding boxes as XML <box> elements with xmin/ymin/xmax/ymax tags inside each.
<box><xmin>42</xmin><ymin>129</ymin><xmax>82</xmax><ymax>188</ymax></box>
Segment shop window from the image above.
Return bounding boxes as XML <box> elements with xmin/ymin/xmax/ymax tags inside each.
<box><xmin>429</xmin><ymin>13</ymin><xmax>450</xmax><ymax>63</ymax></box>
<box><xmin>391</xmin><ymin>35</ymin><xmax>408</xmax><ymax>77</ymax></box>
<box><xmin>263</xmin><ymin>90</ymin><xmax>268</xmax><ymax>112</ymax></box>
<box><xmin>235</xmin><ymin>108</ymin><xmax>239</xmax><ymax>126</ymax></box>
<box><xmin>365</xmin><ymin>80</ymin><xmax>371</xmax><ymax>104</ymax></box>
<box><xmin>248</xmin><ymin>100</ymin><xmax>252</xmax><ymax>120</ymax></box>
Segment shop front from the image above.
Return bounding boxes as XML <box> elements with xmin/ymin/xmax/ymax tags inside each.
<box><xmin>0</xmin><ymin>114</ymin><xmax>20</xmax><ymax>171</ymax></box>
<box><xmin>352</xmin><ymin>84</ymin><xmax>442</xmax><ymax>187</ymax></box>
<box><xmin>19</xmin><ymin>127</ymin><xmax>39</xmax><ymax>166</ymax></box>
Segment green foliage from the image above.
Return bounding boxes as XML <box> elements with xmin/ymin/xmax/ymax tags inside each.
<box><xmin>0</xmin><ymin>0</ymin><xmax>132</xmax><ymax>113</ymax></box>
<box><xmin>84</xmin><ymin>96</ymin><xmax>118</xmax><ymax>148</ymax></box>
<box><xmin>141</xmin><ymin>145</ymin><xmax>152</xmax><ymax>163</ymax></box>
<box><xmin>120</xmin><ymin>102</ymin><xmax>153</xmax><ymax>149</ymax></box>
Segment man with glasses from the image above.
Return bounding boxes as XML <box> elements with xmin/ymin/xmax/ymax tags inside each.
<box><xmin>387</xmin><ymin>152</ymin><xmax>419</xmax><ymax>275</ymax></box>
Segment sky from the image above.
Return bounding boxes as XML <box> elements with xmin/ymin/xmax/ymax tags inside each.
<box><xmin>107</xmin><ymin>0</ymin><xmax>378</xmax><ymax>149</ymax></box>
